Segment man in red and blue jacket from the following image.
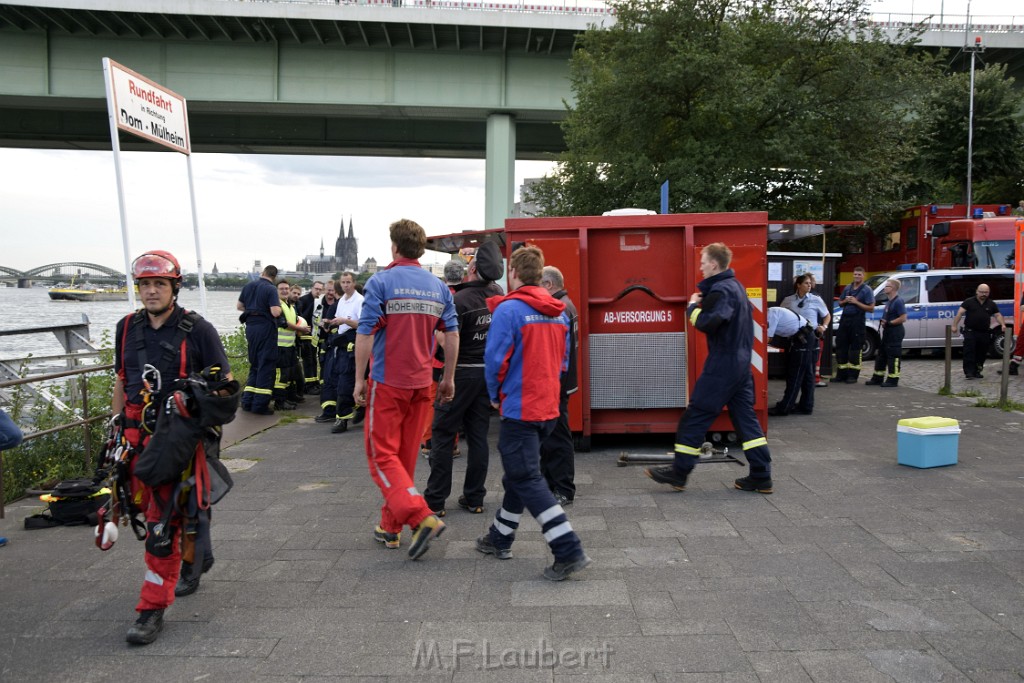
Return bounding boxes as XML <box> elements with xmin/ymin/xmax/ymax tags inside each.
<box><xmin>476</xmin><ymin>245</ymin><xmax>592</xmax><ymax>581</ymax></box>
<box><xmin>354</xmin><ymin>219</ymin><xmax>458</xmax><ymax>561</ymax></box>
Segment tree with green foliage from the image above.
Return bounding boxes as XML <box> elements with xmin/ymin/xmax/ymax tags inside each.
<box><xmin>527</xmin><ymin>0</ymin><xmax>941</xmax><ymax>223</ymax></box>
<box><xmin>912</xmin><ymin>63</ymin><xmax>1024</xmax><ymax>205</ymax></box>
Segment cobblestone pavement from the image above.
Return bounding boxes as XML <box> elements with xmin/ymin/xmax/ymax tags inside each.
<box><xmin>2</xmin><ymin>380</ymin><xmax>1023</xmax><ymax>682</ymax></box>
<box><xmin>872</xmin><ymin>352</ymin><xmax>1024</xmax><ymax>405</ymax></box>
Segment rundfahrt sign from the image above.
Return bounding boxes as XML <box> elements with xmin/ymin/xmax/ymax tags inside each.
<box><xmin>105</xmin><ymin>59</ymin><xmax>190</xmax><ymax>155</ymax></box>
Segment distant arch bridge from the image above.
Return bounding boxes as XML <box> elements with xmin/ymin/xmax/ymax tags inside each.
<box><xmin>0</xmin><ymin>262</ymin><xmax>123</xmax><ymax>279</ymax></box>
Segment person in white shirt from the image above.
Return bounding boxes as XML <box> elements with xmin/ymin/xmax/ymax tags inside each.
<box><xmin>323</xmin><ymin>272</ymin><xmax>365</xmax><ymax>433</ymax></box>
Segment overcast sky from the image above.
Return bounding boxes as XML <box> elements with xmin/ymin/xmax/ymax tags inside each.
<box><xmin>1</xmin><ymin>0</ymin><xmax>1019</xmax><ymax>277</ymax></box>
<box><xmin>0</xmin><ymin>149</ymin><xmax>555</xmax><ymax>275</ymax></box>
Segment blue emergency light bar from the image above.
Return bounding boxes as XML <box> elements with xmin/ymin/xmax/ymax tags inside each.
<box><xmin>897</xmin><ymin>263</ymin><xmax>929</xmax><ymax>271</ymax></box>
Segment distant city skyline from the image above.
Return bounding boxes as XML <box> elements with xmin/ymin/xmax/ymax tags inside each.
<box><xmin>0</xmin><ymin>149</ymin><xmax>555</xmax><ymax>277</ymax></box>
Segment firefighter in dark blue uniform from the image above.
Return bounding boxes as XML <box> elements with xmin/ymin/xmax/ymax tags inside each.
<box><xmin>865</xmin><ymin>278</ymin><xmax>907</xmax><ymax>387</ymax></box>
<box><xmin>646</xmin><ymin>243</ymin><xmax>774</xmax><ymax>494</ymax></box>
<box><xmin>236</xmin><ymin>265</ymin><xmax>282</xmax><ymax>415</ymax></box>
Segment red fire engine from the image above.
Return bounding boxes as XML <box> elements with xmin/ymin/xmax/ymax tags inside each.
<box><xmin>837</xmin><ymin>203</ymin><xmax>1016</xmax><ymax>286</ymax></box>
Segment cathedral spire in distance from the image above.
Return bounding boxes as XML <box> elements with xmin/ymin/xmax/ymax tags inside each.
<box><xmin>335</xmin><ymin>214</ymin><xmax>358</xmax><ymax>272</ymax></box>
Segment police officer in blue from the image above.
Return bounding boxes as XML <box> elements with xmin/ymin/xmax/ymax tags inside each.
<box><xmin>834</xmin><ymin>266</ymin><xmax>876</xmax><ymax>384</ymax></box>
<box><xmin>646</xmin><ymin>243</ymin><xmax>774</xmax><ymax>495</ymax></box>
<box><xmin>236</xmin><ymin>265</ymin><xmax>283</xmax><ymax>415</ymax></box>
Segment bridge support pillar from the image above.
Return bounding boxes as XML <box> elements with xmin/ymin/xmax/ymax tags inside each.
<box><xmin>17</xmin><ymin>279</ymin><xmax>32</xmax><ymax>288</ymax></box>
<box><xmin>485</xmin><ymin>113</ymin><xmax>515</xmax><ymax>229</ymax></box>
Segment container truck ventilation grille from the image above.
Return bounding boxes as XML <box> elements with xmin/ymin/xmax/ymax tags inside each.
<box><xmin>589</xmin><ymin>333</ymin><xmax>687</xmax><ymax>409</ymax></box>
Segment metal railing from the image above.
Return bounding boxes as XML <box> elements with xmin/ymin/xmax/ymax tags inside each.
<box><xmin>234</xmin><ymin>0</ymin><xmax>1024</xmax><ymax>27</ymax></box>
<box><xmin>0</xmin><ymin>320</ymin><xmax>109</xmax><ymax>519</ymax></box>
<box><xmin>0</xmin><ymin>364</ymin><xmax>113</xmax><ymax>518</ymax></box>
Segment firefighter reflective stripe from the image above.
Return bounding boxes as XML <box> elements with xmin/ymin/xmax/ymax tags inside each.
<box><xmin>742</xmin><ymin>437</ymin><xmax>768</xmax><ymax>451</ymax></box>
<box><xmin>749</xmin><ymin>296</ymin><xmax>764</xmax><ymax>374</ymax></box>
<box><xmin>499</xmin><ymin>508</ymin><xmax>523</xmax><ymax>523</ymax></box>
<box><xmin>689</xmin><ymin>308</ymin><xmax>701</xmax><ymax>325</ymax></box>
<box><xmin>243</xmin><ymin>386</ymin><xmax>272</xmax><ymax>395</ymax></box>
<box><xmin>543</xmin><ymin>521</ymin><xmax>573</xmax><ymax>542</ymax></box>
<box><xmin>675</xmin><ymin>443</ymin><xmax>702</xmax><ymax>456</ymax></box>
<box><xmin>537</xmin><ymin>505</ymin><xmax>562</xmax><ymax>525</ymax></box>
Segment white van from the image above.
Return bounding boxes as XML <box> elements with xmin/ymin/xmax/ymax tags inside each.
<box><xmin>831</xmin><ymin>266</ymin><xmax>1015</xmax><ymax>359</ymax></box>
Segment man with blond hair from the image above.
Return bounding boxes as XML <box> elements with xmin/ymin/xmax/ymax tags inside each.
<box><xmin>646</xmin><ymin>242</ymin><xmax>775</xmax><ymax>494</ymax></box>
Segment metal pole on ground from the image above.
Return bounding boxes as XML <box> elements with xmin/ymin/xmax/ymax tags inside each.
<box><xmin>944</xmin><ymin>325</ymin><xmax>952</xmax><ymax>393</ymax></box>
<box><xmin>999</xmin><ymin>327</ymin><xmax>1011</xmax><ymax>405</ymax></box>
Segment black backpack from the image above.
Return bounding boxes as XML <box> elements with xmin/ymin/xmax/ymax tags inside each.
<box><xmin>24</xmin><ymin>478</ymin><xmax>107</xmax><ymax>529</ymax></box>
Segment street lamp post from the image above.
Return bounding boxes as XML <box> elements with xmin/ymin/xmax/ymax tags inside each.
<box><xmin>965</xmin><ymin>34</ymin><xmax>984</xmax><ymax>219</ymax></box>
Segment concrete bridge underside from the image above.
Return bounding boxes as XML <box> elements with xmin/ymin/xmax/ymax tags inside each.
<box><xmin>0</xmin><ymin>0</ymin><xmax>602</xmax><ymax>226</ymax></box>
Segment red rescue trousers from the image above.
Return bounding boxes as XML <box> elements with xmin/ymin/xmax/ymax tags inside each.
<box><xmin>126</xmin><ymin>422</ymin><xmax>182</xmax><ymax>613</ymax></box>
<box><xmin>364</xmin><ymin>379</ymin><xmax>434</xmax><ymax>534</ymax></box>
<box><xmin>136</xmin><ymin>480</ymin><xmax>182</xmax><ymax>611</ymax></box>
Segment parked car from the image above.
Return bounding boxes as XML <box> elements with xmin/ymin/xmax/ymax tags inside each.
<box><xmin>832</xmin><ymin>266</ymin><xmax>1015</xmax><ymax>359</ymax></box>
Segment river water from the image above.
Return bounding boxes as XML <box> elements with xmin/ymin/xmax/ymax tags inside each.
<box><xmin>0</xmin><ymin>287</ymin><xmax>244</xmax><ymax>360</ymax></box>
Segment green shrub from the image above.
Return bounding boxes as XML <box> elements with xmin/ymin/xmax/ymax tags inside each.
<box><xmin>2</xmin><ymin>348</ymin><xmax>114</xmax><ymax>503</ymax></box>
<box><xmin>222</xmin><ymin>326</ymin><xmax>250</xmax><ymax>385</ymax></box>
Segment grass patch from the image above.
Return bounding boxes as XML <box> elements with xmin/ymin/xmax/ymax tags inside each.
<box><xmin>975</xmin><ymin>397</ymin><xmax>1024</xmax><ymax>412</ymax></box>
<box><xmin>938</xmin><ymin>385</ymin><xmax>952</xmax><ymax>396</ymax></box>
<box><xmin>277</xmin><ymin>415</ymin><xmax>300</xmax><ymax>425</ymax></box>
<box><xmin>954</xmin><ymin>389</ymin><xmax>982</xmax><ymax>398</ymax></box>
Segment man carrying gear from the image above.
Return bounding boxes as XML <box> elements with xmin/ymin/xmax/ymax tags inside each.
<box><xmin>112</xmin><ymin>250</ymin><xmax>236</xmax><ymax>645</ymax></box>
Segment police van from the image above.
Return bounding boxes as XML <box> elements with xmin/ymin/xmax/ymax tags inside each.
<box><xmin>832</xmin><ymin>266</ymin><xmax>1015</xmax><ymax>359</ymax></box>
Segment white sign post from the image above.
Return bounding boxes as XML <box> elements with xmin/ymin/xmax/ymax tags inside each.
<box><xmin>102</xmin><ymin>58</ymin><xmax>207</xmax><ymax>315</ymax></box>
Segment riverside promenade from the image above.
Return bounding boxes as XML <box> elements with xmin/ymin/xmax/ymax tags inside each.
<box><xmin>1</xmin><ymin>374</ymin><xmax>1023</xmax><ymax>682</ymax></box>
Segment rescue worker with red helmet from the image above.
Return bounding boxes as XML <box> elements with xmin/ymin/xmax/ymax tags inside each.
<box><xmin>113</xmin><ymin>250</ymin><xmax>232</xmax><ymax>645</ymax></box>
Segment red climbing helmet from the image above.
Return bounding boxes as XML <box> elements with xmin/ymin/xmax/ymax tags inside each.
<box><xmin>131</xmin><ymin>250</ymin><xmax>182</xmax><ymax>281</ymax></box>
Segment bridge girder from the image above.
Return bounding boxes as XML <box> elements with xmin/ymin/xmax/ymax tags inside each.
<box><xmin>0</xmin><ymin>266</ymin><xmax>26</xmax><ymax>277</ymax></box>
<box><xmin>22</xmin><ymin>262</ymin><xmax>122</xmax><ymax>277</ymax></box>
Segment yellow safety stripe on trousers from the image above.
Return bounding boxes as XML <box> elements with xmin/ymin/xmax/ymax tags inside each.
<box><xmin>243</xmin><ymin>386</ymin><xmax>273</xmax><ymax>395</ymax></box>
<box><xmin>742</xmin><ymin>437</ymin><xmax>767</xmax><ymax>451</ymax></box>
<box><xmin>689</xmin><ymin>308</ymin><xmax>701</xmax><ymax>325</ymax></box>
<box><xmin>890</xmin><ymin>358</ymin><xmax>900</xmax><ymax>378</ymax></box>
<box><xmin>675</xmin><ymin>443</ymin><xmax>702</xmax><ymax>456</ymax></box>
<box><xmin>274</xmin><ymin>368</ymin><xmax>287</xmax><ymax>390</ymax></box>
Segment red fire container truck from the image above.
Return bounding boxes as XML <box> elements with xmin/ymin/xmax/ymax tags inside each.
<box><xmin>499</xmin><ymin>211</ymin><xmax>770</xmax><ymax>450</ymax></box>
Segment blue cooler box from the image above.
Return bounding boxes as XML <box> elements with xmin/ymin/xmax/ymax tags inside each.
<box><xmin>897</xmin><ymin>416</ymin><xmax>960</xmax><ymax>468</ymax></box>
